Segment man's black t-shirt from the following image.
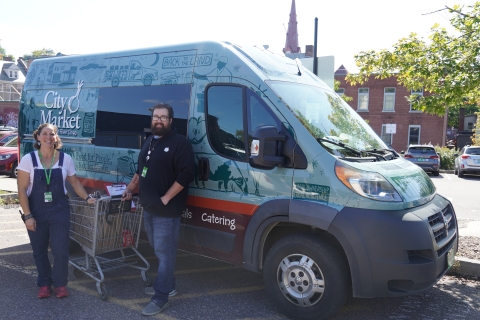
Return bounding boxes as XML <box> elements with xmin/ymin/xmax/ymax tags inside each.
<box><xmin>137</xmin><ymin>128</ymin><xmax>195</xmax><ymax>218</ymax></box>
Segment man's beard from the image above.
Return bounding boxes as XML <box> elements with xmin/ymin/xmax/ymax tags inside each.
<box><xmin>151</xmin><ymin>122</ymin><xmax>171</xmax><ymax>137</ymax></box>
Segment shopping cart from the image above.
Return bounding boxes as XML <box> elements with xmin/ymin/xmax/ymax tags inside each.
<box><xmin>69</xmin><ymin>195</ymin><xmax>150</xmax><ymax>300</ymax></box>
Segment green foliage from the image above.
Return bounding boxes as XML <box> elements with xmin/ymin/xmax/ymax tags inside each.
<box><xmin>334</xmin><ymin>80</ymin><xmax>353</xmax><ymax>102</ymax></box>
<box><xmin>346</xmin><ymin>3</ymin><xmax>480</xmax><ymax>116</ymax></box>
<box><xmin>448</xmin><ymin>103</ymin><xmax>480</xmax><ymax>128</ymax></box>
<box><xmin>23</xmin><ymin>48</ymin><xmax>55</xmax><ymax>60</ymax></box>
<box><xmin>0</xmin><ymin>195</ymin><xmax>20</xmax><ymax>206</ymax></box>
<box><xmin>0</xmin><ymin>45</ymin><xmax>15</xmax><ymax>60</ymax></box>
<box><xmin>435</xmin><ymin>145</ymin><xmax>458</xmax><ymax>170</ymax></box>
<box><xmin>472</xmin><ymin>111</ymin><xmax>480</xmax><ymax>146</ymax></box>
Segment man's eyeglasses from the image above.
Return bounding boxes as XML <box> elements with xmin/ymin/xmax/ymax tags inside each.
<box><xmin>152</xmin><ymin>115</ymin><xmax>170</xmax><ymax>122</ymax></box>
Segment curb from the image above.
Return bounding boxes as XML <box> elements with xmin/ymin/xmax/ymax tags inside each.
<box><xmin>447</xmin><ymin>256</ymin><xmax>480</xmax><ymax>278</ymax></box>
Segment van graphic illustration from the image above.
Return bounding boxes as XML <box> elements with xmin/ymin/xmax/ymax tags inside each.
<box><xmin>103</xmin><ymin>60</ymin><xmax>158</xmax><ymax>87</ymax></box>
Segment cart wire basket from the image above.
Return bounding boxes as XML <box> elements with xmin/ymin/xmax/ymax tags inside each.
<box><xmin>69</xmin><ymin>195</ymin><xmax>151</xmax><ymax>300</ymax></box>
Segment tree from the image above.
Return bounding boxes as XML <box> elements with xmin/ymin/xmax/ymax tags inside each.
<box><xmin>346</xmin><ymin>3</ymin><xmax>480</xmax><ymax>116</ymax></box>
<box><xmin>23</xmin><ymin>48</ymin><xmax>55</xmax><ymax>60</ymax></box>
<box><xmin>448</xmin><ymin>102</ymin><xmax>479</xmax><ymax>128</ymax></box>
<box><xmin>0</xmin><ymin>44</ymin><xmax>15</xmax><ymax>60</ymax></box>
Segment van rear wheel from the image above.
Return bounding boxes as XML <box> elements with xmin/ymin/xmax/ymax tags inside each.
<box><xmin>263</xmin><ymin>234</ymin><xmax>350</xmax><ymax>320</ymax></box>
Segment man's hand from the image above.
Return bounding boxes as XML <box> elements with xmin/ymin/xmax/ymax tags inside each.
<box><xmin>122</xmin><ymin>189</ymin><xmax>132</xmax><ymax>201</ymax></box>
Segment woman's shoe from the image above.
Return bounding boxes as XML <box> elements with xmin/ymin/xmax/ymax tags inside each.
<box><xmin>54</xmin><ymin>286</ymin><xmax>69</xmax><ymax>298</ymax></box>
<box><xmin>38</xmin><ymin>286</ymin><xmax>51</xmax><ymax>298</ymax></box>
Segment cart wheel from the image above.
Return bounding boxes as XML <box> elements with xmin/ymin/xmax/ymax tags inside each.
<box><xmin>96</xmin><ymin>282</ymin><xmax>108</xmax><ymax>301</ymax></box>
<box><xmin>142</xmin><ymin>271</ymin><xmax>152</xmax><ymax>286</ymax></box>
<box><xmin>73</xmin><ymin>267</ymin><xmax>84</xmax><ymax>278</ymax></box>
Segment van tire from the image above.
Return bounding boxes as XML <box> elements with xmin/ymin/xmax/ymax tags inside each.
<box><xmin>111</xmin><ymin>77</ymin><xmax>120</xmax><ymax>87</ymax></box>
<box><xmin>263</xmin><ymin>234</ymin><xmax>350</xmax><ymax>320</ymax></box>
<box><xmin>143</xmin><ymin>74</ymin><xmax>153</xmax><ymax>86</ymax></box>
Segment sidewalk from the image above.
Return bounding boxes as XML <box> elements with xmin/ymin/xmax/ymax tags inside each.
<box><xmin>0</xmin><ymin>175</ymin><xmax>478</xmax><ymax>278</ymax></box>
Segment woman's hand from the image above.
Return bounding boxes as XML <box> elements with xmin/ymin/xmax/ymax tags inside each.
<box><xmin>87</xmin><ymin>197</ymin><xmax>96</xmax><ymax>205</ymax></box>
<box><xmin>25</xmin><ymin>217</ymin><xmax>36</xmax><ymax>231</ymax></box>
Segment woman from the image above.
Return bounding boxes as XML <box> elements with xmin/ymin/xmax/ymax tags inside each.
<box><xmin>17</xmin><ymin>123</ymin><xmax>96</xmax><ymax>299</ymax></box>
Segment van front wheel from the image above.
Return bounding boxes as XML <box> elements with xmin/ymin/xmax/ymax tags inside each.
<box><xmin>263</xmin><ymin>234</ymin><xmax>350</xmax><ymax>320</ymax></box>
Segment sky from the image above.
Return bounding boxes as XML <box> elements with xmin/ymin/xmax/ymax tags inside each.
<box><xmin>1</xmin><ymin>0</ymin><xmax>478</xmax><ymax>72</ymax></box>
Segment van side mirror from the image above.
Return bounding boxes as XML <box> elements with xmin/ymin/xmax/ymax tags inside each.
<box><xmin>249</xmin><ymin>126</ymin><xmax>286</xmax><ymax>170</ymax></box>
<box><xmin>400</xmin><ymin>150</ymin><xmax>405</xmax><ymax>155</ymax></box>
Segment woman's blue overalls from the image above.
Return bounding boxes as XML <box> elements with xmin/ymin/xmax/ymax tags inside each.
<box><xmin>27</xmin><ymin>151</ymin><xmax>71</xmax><ymax>288</ymax></box>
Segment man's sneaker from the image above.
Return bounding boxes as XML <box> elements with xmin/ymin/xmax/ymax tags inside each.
<box><xmin>144</xmin><ymin>287</ymin><xmax>177</xmax><ymax>297</ymax></box>
<box><xmin>141</xmin><ymin>300</ymin><xmax>170</xmax><ymax>316</ymax></box>
<box><xmin>53</xmin><ymin>286</ymin><xmax>69</xmax><ymax>298</ymax></box>
<box><xmin>37</xmin><ymin>286</ymin><xmax>51</xmax><ymax>298</ymax></box>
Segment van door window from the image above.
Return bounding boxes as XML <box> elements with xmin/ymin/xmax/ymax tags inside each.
<box><xmin>247</xmin><ymin>88</ymin><xmax>280</xmax><ymax>147</ymax></box>
<box><xmin>206</xmin><ymin>85</ymin><xmax>246</xmax><ymax>161</ymax></box>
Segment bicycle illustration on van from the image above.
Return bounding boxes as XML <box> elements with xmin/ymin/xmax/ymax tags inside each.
<box><xmin>103</xmin><ymin>60</ymin><xmax>158</xmax><ymax>87</ymax></box>
<box><xmin>116</xmin><ymin>150</ymin><xmax>138</xmax><ymax>183</ymax></box>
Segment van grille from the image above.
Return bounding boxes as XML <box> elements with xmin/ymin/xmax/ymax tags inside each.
<box><xmin>427</xmin><ymin>204</ymin><xmax>456</xmax><ymax>257</ymax></box>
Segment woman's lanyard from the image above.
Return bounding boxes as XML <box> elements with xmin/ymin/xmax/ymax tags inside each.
<box><xmin>39</xmin><ymin>150</ymin><xmax>56</xmax><ymax>202</ymax></box>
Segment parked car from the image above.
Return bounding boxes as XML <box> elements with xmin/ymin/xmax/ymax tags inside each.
<box><xmin>0</xmin><ymin>135</ymin><xmax>18</xmax><ymax>178</ymax></box>
<box><xmin>454</xmin><ymin>145</ymin><xmax>480</xmax><ymax>177</ymax></box>
<box><xmin>402</xmin><ymin>145</ymin><xmax>440</xmax><ymax>176</ymax></box>
<box><xmin>0</xmin><ymin>133</ymin><xmax>17</xmax><ymax>146</ymax></box>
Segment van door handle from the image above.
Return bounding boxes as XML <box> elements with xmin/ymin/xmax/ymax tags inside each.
<box><xmin>198</xmin><ymin>157</ymin><xmax>210</xmax><ymax>181</ymax></box>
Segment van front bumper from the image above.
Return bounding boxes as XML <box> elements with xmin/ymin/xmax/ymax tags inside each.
<box><xmin>328</xmin><ymin>194</ymin><xmax>458</xmax><ymax>298</ymax></box>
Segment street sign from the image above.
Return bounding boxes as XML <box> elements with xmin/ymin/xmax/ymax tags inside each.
<box><xmin>386</xmin><ymin>124</ymin><xmax>396</xmax><ymax>134</ymax></box>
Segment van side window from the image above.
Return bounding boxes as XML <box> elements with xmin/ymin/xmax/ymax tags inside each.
<box><xmin>247</xmin><ymin>88</ymin><xmax>279</xmax><ymax>147</ymax></box>
<box><xmin>206</xmin><ymin>85</ymin><xmax>246</xmax><ymax>161</ymax></box>
<box><xmin>96</xmin><ymin>84</ymin><xmax>191</xmax><ymax>148</ymax></box>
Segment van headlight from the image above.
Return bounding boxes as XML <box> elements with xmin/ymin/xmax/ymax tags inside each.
<box><xmin>0</xmin><ymin>154</ymin><xmax>12</xmax><ymax>160</ymax></box>
<box><xmin>335</xmin><ymin>161</ymin><xmax>402</xmax><ymax>202</ymax></box>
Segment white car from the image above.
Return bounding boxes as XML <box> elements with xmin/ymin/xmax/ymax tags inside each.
<box><xmin>454</xmin><ymin>145</ymin><xmax>480</xmax><ymax>177</ymax></box>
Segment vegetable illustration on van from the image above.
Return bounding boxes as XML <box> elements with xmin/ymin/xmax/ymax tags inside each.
<box><xmin>19</xmin><ymin>41</ymin><xmax>458</xmax><ymax>320</ymax></box>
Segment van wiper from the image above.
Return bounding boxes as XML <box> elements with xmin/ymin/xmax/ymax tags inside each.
<box><xmin>316</xmin><ymin>138</ymin><xmax>362</xmax><ymax>157</ymax></box>
<box><xmin>364</xmin><ymin>148</ymin><xmax>400</xmax><ymax>159</ymax></box>
<box><xmin>317</xmin><ymin>138</ymin><xmax>387</xmax><ymax>161</ymax></box>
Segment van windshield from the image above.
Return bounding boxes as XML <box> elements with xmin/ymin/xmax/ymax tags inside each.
<box><xmin>267</xmin><ymin>81</ymin><xmax>388</xmax><ymax>156</ymax></box>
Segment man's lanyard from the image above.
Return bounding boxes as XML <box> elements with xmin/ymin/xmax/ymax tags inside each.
<box><xmin>39</xmin><ymin>150</ymin><xmax>56</xmax><ymax>186</ymax></box>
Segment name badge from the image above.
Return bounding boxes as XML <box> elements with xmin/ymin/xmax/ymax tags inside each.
<box><xmin>141</xmin><ymin>167</ymin><xmax>148</xmax><ymax>178</ymax></box>
<box><xmin>44</xmin><ymin>192</ymin><xmax>53</xmax><ymax>202</ymax></box>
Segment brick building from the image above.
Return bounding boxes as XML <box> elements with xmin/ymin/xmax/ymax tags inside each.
<box><xmin>334</xmin><ymin>65</ymin><xmax>446</xmax><ymax>152</ymax></box>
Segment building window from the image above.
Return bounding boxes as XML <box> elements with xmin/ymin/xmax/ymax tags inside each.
<box><xmin>467</xmin><ymin>122</ymin><xmax>474</xmax><ymax>130</ymax></box>
<box><xmin>14</xmin><ymin>71</ymin><xmax>18</xmax><ymax>78</ymax></box>
<box><xmin>358</xmin><ymin>88</ymin><xmax>369</xmax><ymax>111</ymax></box>
<box><xmin>336</xmin><ymin>88</ymin><xmax>345</xmax><ymax>96</ymax></box>
<box><xmin>410</xmin><ymin>88</ymin><xmax>423</xmax><ymax>112</ymax></box>
<box><xmin>408</xmin><ymin>125</ymin><xmax>421</xmax><ymax>145</ymax></box>
<box><xmin>383</xmin><ymin>88</ymin><xmax>395</xmax><ymax>111</ymax></box>
<box><xmin>381</xmin><ymin>124</ymin><xmax>392</xmax><ymax>147</ymax></box>
<box><xmin>9</xmin><ymin>71</ymin><xmax>13</xmax><ymax>77</ymax></box>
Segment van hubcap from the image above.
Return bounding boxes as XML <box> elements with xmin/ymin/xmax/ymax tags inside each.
<box><xmin>277</xmin><ymin>254</ymin><xmax>325</xmax><ymax>307</ymax></box>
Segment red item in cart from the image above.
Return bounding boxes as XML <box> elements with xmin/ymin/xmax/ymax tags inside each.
<box><xmin>122</xmin><ymin>229</ymin><xmax>134</xmax><ymax>247</ymax></box>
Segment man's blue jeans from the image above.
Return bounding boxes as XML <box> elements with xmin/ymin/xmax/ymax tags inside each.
<box><xmin>143</xmin><ymin>211</ymin><xmax>180</xmax><ymax>303</ymax></box>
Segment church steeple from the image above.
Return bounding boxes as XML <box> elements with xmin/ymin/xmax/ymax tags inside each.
<box><xmin>283</xmin><ymin>0</ymin><xmax>301</xmax><ymax>53</ymax></box>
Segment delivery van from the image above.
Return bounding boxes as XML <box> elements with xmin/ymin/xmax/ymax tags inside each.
<box><xmin>18</xmin><ymin>41</ymin><xmax>458</xmax><ymax>320</ymax></box>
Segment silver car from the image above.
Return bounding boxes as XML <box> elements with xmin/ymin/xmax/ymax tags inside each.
<box><xmin>454</xmin><ymin>145</ymin><xmax>480</xmax><ymax>177</ymax></box>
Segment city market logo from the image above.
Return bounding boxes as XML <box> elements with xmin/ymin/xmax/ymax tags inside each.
<box><xmin>41</xmin><ymin>81</ymin><xmax>83</xmax><ymax>129</ymax></box>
